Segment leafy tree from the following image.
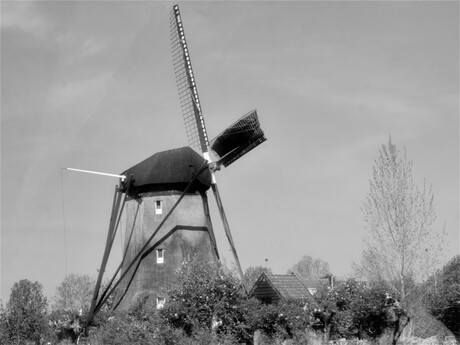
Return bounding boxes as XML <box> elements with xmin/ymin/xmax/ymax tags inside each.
<box><xmin>243</xmin><ymin>266</ymin><xmax>272</xmax><ymax>291</ymax></box>
<box><xmin>0</xmin><ymin>301</ymin><xmax>9</xmax><ymax>344</ymax></box>
<box><xmin>49</xmin><ymin>274</ymin><xmax>118</xmax><ymax>342</ymax></box>
<box><xmin>288</xmin><ymin>255</ymin><xmax>330</xmax><ymax>280</ymax></box>
<box><xmin>252</xmin><ymin>298</ymin><xmax>313</xmax><ymax>342</ymax></box>
<box><xmin>160</xmin><ymin>255</ymin><xmax>253</xmax><ymax>342</ymax></box>
<box><xmin>355</xmin><ymin>138</ymin><xmax>443</xmax><ymax>304</ymax></box>
<box><xmin>427</xmin><ymin>255</ymin><xmax>460</xmax><ymax>340</ymax></box>
<box><xmin>313</xmin><ymin>278</ymin><xmax>407</xmax><ymax>341</ymax></box>
<box><xmin>53</xmin><ymin>273</ymin><xmax>95</xmax><ymax>313</ymax></box>
<box><xmin>5</xmin><ymin>279</ymin><xmax>49</xmax><ymax>344</ymax></box>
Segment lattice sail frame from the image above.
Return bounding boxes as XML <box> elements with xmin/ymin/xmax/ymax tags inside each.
<box><xmin>170</xmin><ymin>5</ymin><xmax>209</xmax><ymax>154</ymax></box>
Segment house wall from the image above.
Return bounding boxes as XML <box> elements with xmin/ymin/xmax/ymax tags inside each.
<box><xmin>115</xmin><ymin>190</ymin><xmax>218</xmax><ymax>310</ymax></box>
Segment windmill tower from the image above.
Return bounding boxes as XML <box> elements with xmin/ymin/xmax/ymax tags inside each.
<box><xmin>86</xmin><ymin>4</ymin><xmax>266</xmax><ymax>317</ymax></box>
<box><xmin>113</xmin><ymin>147</ymin><xmax>219</xmax><ymax>311</ymax></box>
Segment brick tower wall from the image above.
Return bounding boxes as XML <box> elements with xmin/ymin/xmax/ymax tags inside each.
<box><xmin>115</xmin><ymin>190</ymin><xmax>218</xmax><ymax>311</ymax></box>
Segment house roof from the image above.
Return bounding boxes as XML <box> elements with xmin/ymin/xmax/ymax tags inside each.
<box><xmin>250</xmin><ymin>273</ymin><xmax>317</xmax><ymax>305</ymax></box>
<box><xmin>267</xmin><ymin>274</ymin><xmax>313</xmax><ymax>299</ymax></box>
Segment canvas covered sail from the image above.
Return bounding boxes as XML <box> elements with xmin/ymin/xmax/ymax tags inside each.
<box><xmin>210</xmin><ymin>110</ymin><xmax>267</xmax><ymax>168</ymax></box>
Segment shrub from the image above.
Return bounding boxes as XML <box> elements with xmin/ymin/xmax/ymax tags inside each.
<box><xmin>88</xmin><ymin>296</ymin><xmax>165</xmax><ymax>345</ymax></box>
<box><xmin>314</xmin><ymin>278</ymin><xmax>403</xmax><ymax>340</ymax></box>
<box><xmin>159</xmin><ymin>256</ymin><xmax>252</xmax><ymax>342</ymax></box>
<box><xmin>251</xmin><ymin>299</ymin><xmax>313</xmax><ymax>341</ymax></box>
<box><xmin>427</xmin><ymin>255</ymin><xmax>460</xmax><ymax>340</ymax></box>
<box><xmin>48</xmin><ymin>309</ymin><xmax>84</xmax><ymax>344</ymax></box>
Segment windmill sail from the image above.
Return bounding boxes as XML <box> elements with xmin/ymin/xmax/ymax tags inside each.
<box><xmin>170</xmin><ymin>5</ymin><xmax>246</xmax><ymax>283</ymax></box>
<box><xmin>210</xmin><ymin>109</ymin><xmax>267</xmax><ymax>168</ymax></box>
<box><xmin>170</xmin><ymin>5</ymin><xmax>209</xmax><ymax>154</ymax></box>
<box><xmin>170</xmin><ymin>5</ymin><xmax>267</xmax><ymax>286</ymax></box>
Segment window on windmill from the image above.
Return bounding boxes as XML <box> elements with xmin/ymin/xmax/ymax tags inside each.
<box><xmin>156</xmin><ymin>297</ymin><xmax>165</xmax><ymax>309</ymax></box>
<box><xmin>156</xmin><ymin>249</ymin><xmax>164</xmax><ymax>264</ymax></box>
<box><xmin>155</xmin><ymin>200</ymin><xmax>162</xmax><ymax>215</ymax></box>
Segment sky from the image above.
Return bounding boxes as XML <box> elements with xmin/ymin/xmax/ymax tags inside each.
<box><xmin>1</xmin><ymin>1</ymin><xmax>458</xmax><ymax>303</ymax></box>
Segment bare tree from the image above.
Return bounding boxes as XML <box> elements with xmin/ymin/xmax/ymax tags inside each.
<box><xmin>355</xmin><ymin>138</ymin><xmax>443</xmax><ymax>303</ymax></box>
<box><xmin>288</xmin><ymin>255</ymin><xmax>330</xmax><ymax>280</ymax></box>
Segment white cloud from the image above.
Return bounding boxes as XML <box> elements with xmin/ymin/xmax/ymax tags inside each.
<box><xmin>1</xmin><ymin>2</ymin><xmax>52</xmax><ymax>40</ymax></box>
<box><xmin>57</xmin><ymin>33</ymin><xmax>107</xmax><ymax>64</ymax></box>
<box><xmin>78</xmin><ymin>37</ymin><xmax>106</xmax><ymax>59</ymax></box>
<box><xmin>48</xmin><ymin>72</ymin><xmax>113</xmax><ymax>110</ymax></box>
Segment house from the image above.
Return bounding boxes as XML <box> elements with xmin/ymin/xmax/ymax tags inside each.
<box><xmin>249</xmin><ymin>273</ymin><xmax>319</xmax><ymax>306</ymax></box>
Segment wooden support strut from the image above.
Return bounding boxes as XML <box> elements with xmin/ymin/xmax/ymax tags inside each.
<box><xmin>87</xmin><ymin>186</ymin><xmax>121</xmax><ymax>321</ymax></box>
<box><xmin>93</xmin><ymin>201</ymin><xmax>141</xmax><ymax>314</ymax></box>
<box><xmin>202</xmin><ymin>193</ymin><xmax>220</xmax><ymax>261</ymax></box>
<box><xmin>211</xmin><ymin>183</ymin><xmax>246</xmax><ymax>292</ymax></box>
<box><xmin>87</xmin><ymin>176</ymin><xmax>133</xmax><ymax>324</ymax></box>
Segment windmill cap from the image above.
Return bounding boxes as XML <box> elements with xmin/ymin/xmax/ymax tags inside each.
<box><xmin>120</xmin><ymin>146</ymin><xmax>212</xmax><ymax>195</ymax></box>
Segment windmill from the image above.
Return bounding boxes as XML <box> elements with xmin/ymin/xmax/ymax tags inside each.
<box><xmin>85</xmin><ymin>4</ymin><xmax>266</xmax><ymax>320</ymax></box>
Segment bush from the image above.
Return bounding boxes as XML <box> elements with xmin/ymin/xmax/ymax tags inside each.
<box><xmin>427</xmin><ymin>255</ymin><xmax>460</xmax><ymax>340</ymax></box>
<box><xmin>48</xmin><ymin>309</ymin><xmax>84</xmax><ymax>344</ymax></box>
<box><xmin>313</xmin><ymin>278</ymin><xmax>404</xmax><ymax>340</ymax></box>
<box><xmin>159</xmin><ymin>256</ymin><xmax>253</xmax><ymax>342</ymax></box>
<box><xmin>90</xmin><ymin>312</ymin><xmax>159</xmax><ymax>345</ymax></box>
<box><xmin>88</xmin><ymin>305</ymin><xmax>238</xmax><ymax>345</ymax></box>
<box><xmin>250</xmin><ymin>299</ymin><xmax>313</xmax><ymax>341</ymax></box>
<box><xmin>156</xmin><ymin>257</ymin><xmax>318</xmax><ymax>343</ymax></box>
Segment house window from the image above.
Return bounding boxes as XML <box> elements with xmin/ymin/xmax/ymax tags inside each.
<box><xmin>156</xmin><ymin>249</ymin><xmax>164</xmax><ymax>264</ymax></box>
<box><xmin>155</xmin><ymin>200</ymin><xmax>162</xmax><ymax>215</ymax></box>
<box><xmin>156</xmin><ymin>297</ymin><xmax>165</xmax><ymax>309</ymax></box>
